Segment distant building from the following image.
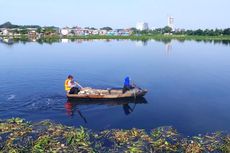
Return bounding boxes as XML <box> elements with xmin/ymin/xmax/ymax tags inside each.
<box><xmin>98</xmin><ymin>30</ymin><xmax>107</xmax><ymax>35</ymax></box>
<box><xmin>116</xmin><ymin>29</ymin><xmax>132</xmax><ymax>36</ymax></box>
<box><xmin>168</xmin><ymin>16</ymin><xmax>174</xmax><ymax>31</ymax></box>
<box><xmin>92</xmin><ymin>30</ymin><xmax>99</xmax><ymax>35</ymax></box>
<box><xmin>136</xmin><ymin>22</ymin><xmax>149</xmax><ymax>31</ymax></box>
<box><xmin>28</xmin><ymin>30</ymin><xmax>39</xmax><ymax>41</ymax></box>
<box><xmin>60</xmin><ymin>28</ymin><xmax>70</xmax><ymax>36</ymax></box>
<box><xmin>73</xmin><ymin>27</ymin><xmax>84</xmax><ymax>36</ymax></box>
<box><xmin>107</xmin><ymin>30</ymin><xmax>117</xmax><ymax>36</ymax></box>
<box><xmin>2</xmin><ymin>29</ymin><xmax>9</xmax><ymax>36</ymax></box>
<box><xmin>28</xmin><ymin>31</ymin><xmax>37</xmax><ymax>37</ymax></box>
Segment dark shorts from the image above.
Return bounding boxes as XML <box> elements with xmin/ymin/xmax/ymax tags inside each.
<box><xmin>69</xmin><ymin>87</ymin><xmax>80</xmax><ymax>94</ymax></box>
<box><xmin>123</xmin><ymin>85</ymin><xmax>133</xmax><ymax>93</ymax></box>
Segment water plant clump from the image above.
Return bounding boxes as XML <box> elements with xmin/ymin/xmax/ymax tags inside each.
<box><xmin>0</xmin><ymin>118</ymin><xmax>229</xmax><ymax>152</ymax></box>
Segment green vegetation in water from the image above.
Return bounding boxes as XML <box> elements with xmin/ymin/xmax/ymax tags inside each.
<box><xmin>0</xmin><ymin>118</ymin><xmax>230</xmax><ymax>153</ymax></box>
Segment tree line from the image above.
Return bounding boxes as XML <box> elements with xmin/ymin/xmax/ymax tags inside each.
<box><xmin>132</xmin><ymin>26</ymin><xmax>230</xmax><ymax>36</ymax></box>
<box><xmin>0</xmin><ymin>22</ymin><xmax>40</xmax><ymax>29</ymax></box>
<box><xmin>1</xmin><ymin>22</ymin><xmax>230</xmax><ymax>36</ymax></box>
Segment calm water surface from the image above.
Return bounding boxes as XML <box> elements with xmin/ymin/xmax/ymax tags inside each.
<box><xmin>0</xmin><ymin>39</ymin><xmax>230</xmax><ymax>135</ymax></box>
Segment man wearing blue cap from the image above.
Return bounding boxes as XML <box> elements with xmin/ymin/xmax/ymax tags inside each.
<box><xmin>123</xmin><ymin>76</ymin><xmax>133</xmax><ymax>93</ymax></box>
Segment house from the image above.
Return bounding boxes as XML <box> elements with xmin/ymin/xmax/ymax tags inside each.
<box><xmin>73</xmin><ymin>27</ymin><xmax>96</xmax><ymax>36</ymax></box>
<box><xmin>28</xmin><ymin>31</ymin><xmax>37</xmax><ymax>37</ymax></box>
<box><xmin>92</xmin><ymin>30</ymin><xmax>99</xmax><ymax>35</ymax></box>
<box><xmin>116</xmin><ymin>29</ymin><xmax>133</xmax><ymax>36</ymax></box>
<box><xmin>74</xmin><ymin>29</ymin><xmax>84</xmax><ymax>36</ymax></box>
<box><xmin>28</xmin><ymin>30</ymin><xmax>39</xmax><ymax>41</ymax></box>
<box><xmin>107</xmin><ymin>30</ymin><xmax>117</xmax><ymax>36</ymax></box>
<box><xmin>2</xmin><ymin>29</ymin><xmax>9</xmax><ymax>36</ymax></box>
<box><xmin>98</xmin><ymin>30</ymin><xmax>107</xmax><ymax>35</ymax></box>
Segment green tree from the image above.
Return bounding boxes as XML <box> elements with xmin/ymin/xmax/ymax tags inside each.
<box><xmin>214</xmin><ymin>29</ymin><xmax>223</xmax><ymax>35</ymax></box>
<box><xmin>43</xmin><ymin>27</ymin><xmax>57</xmax><ymax>35</ymax></box>
<box><xmin>130</xmin><ymin>27</ymin><xmax>137</xmax><ymax>32</ymax></box>
<box><xmin>36</xmin><ymin>27</ymin><xmax>42</xmax><ymax>33</ymax></box>
<box><xmin>223</xmin><ymin>28</ymin><xmax>230</xmax><ymax>35</ymax></box>
<box><xmin>194</xmin><ymin>29</ymin><xmax>204</xmax><ymax>35</ymax></box>
<box><xmin>162</xmin><ymin>26</ymin><xmax>172</xmax><ymax>33</ymax></box>
<box><xmin>19</xmin><ymin>28</ymin><xmax>29</xmax><ymax>35</ymax></box>
<box><xmin>100</xmin><ymin>27</ymin><xmax>113</xmax><ymax>31</ymax></box>
<box><xmin>186</xmin><ymin>30</ymin><xmax>194</xmax><ymax>35</ymax></box>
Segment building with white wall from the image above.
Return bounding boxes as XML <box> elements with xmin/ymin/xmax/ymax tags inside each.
<box><xmin>2</xmin><ymin>29</ymin><xmax>9</xmax><ymax>36</ymax></box>
<box><xmin>168</xmin><ymin>16</ymin><xmax>174</xmax><ymax>31</ymax></box>
<box><xmin>136</xmin><ymin>22</ymin><xmax>149</xmax><ymax>31</ymax></box>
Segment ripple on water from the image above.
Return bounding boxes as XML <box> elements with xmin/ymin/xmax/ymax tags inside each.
<box><xmin>16</xmin><ymin>94</ymin><xmax>66</xmax><ymax>112</ymax></box>
<box><xmin>7</xmin><ymin>94</ymin><xmax>16</xmax><ymax>101</ymax></box>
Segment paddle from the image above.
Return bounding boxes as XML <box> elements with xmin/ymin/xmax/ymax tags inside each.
<box><xmin>75</xmin><ymin>82</ymin><xmax>84</xmax><ymax>89</ymax></box>
<box><xmin>76</xmin><ymin>109</ymin><xmax>87</xmax><ymax>123</ymax></box>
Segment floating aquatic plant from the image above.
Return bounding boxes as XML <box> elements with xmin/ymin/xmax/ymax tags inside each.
<box><xmin>0</xmin><ymin>118</ymin><xmax>229</xmax><ymax>153</ymax></box>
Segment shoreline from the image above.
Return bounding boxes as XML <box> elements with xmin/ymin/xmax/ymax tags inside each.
<box><xmin>1</xmin><ymin>34</ymin><xmax>230</xmax><ymax>43</ymax></box>
<box><xmin>0</xmin><ymin>117</ymin><xmax>229</xmax><ymax>152</ymax></box>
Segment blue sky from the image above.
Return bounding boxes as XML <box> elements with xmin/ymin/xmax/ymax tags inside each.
<box><xmin>0</xmin><ymin>0</ymin><xmax>229</xmax><ymax>29</ymax></box>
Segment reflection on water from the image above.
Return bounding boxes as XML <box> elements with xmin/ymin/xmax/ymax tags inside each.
<box><xmin>65</xmin><ymin>101</ymin><xmax>88</xmax><ymax>123</ymax></box>
<box><xmin>135</xmin><ymin>40</ymin><xmax>148</xmax><ymax>46</ymax></box>
<box><xmin>0</xmin><ymin>37</ymin><xmax>14</xmax><ymax>45</ymax></box>
<box><xmin>61</xmin><ymin>39</ymin><xmax>70</xmax><ymax>43</ymax></box>
<box><xmin>135</xmin><ymin>39</ymin><xmax>173</xmax><ymax>56</ymax></box>
<box><xmin>1</xmin><ymin>36</ymin><xmax>230</xmax><ymax>46</ymax></box>
<box><xmin>165</xmin><ymin>42</ymin><xmax>172</xmax><ymax>56</ymax></box>
<box><xmin>65</xmin><ymin>98</ymin><xmax>148</xmax><ymax>123</ymax></box>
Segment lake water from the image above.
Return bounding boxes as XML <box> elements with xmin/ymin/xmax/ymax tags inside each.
<box><xmin>0</xmin><ymin>39</ymin><xmax>230</xmax><ymax>135</ymax></box>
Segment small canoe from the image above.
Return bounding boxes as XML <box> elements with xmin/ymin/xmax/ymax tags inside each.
<box><xmin>67</xmin><ymin>87</ymin><xmax>147</xmax><ymax>100</ymax></box>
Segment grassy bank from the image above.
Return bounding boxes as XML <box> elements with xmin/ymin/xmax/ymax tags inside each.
<box><xmin>67</xmin><ymin>35</ymin><xmax>230</xmax><ymax>41</ymax></box>
<box><xmin>0</xmin><ymin>118</ymin><xmax>229</xmax><ymax>152</ymax></box>
<box><xmin>59</xmin><ymin>34</ymin><xmax>230</xmax><ymax>42</ymax></box>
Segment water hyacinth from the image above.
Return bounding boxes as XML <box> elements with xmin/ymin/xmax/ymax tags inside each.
<box><xmin>0</xmin><ymin>118</ymin><xmax>230</xmax><ymax>152</ymax></box>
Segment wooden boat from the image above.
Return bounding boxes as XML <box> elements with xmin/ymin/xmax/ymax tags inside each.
<box><xmin>67</xmin><ymin>97</ymin><xmax>148</xmax><ymax>105</ymax></box>
<box><xmin>67</xmin><ymin>87</ymin><xmax>147</xmax><ymax>100</ymax></box>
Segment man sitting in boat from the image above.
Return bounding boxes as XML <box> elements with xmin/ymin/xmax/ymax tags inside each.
<box><xmin>65</xmin><ymin>75</ymin><xmax>81</xmax><ymax>94</ymax></box>
<box><xmin>122</xmin><ymin>76</ymin><xmax>134</xmax><ymax>93</ymax></box>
